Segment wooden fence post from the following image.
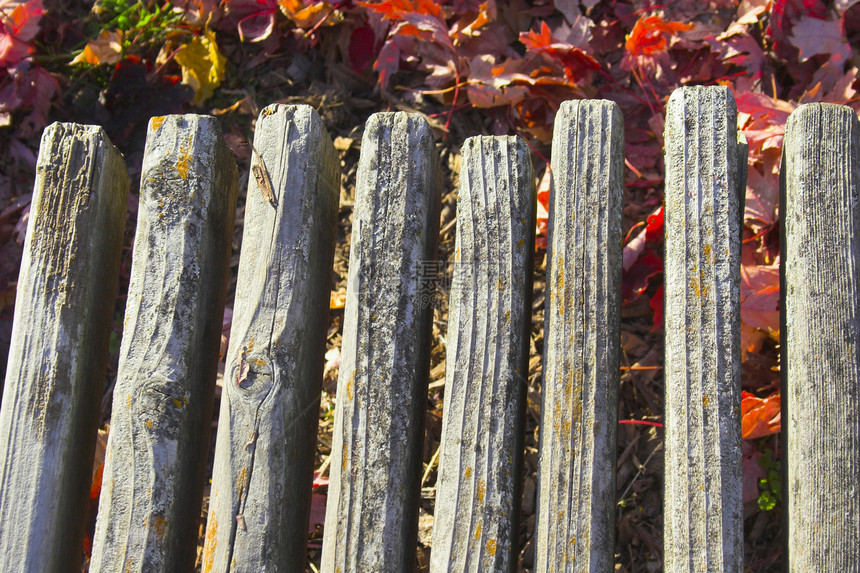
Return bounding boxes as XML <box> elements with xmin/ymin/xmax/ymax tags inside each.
<box><xmin>202</xmin><ymin>104</ymin><xmax>339</xmax><ymax>571</ymax></box>
<box><xmin>0</xmin><ymin>124</ymin><xmax>128</xmax><ymax>572</ymax></box>
<box><xmin>782</xmin><ymin>103</ymin><xmax>860</xmax><ymax>571</ymax></box>
<box><xmin>89</xmin><ymin>115</ymin><xmax>237</xmax><ymax>572</ymax></box>
<box><xmin>320</xmin><ymin>112</ymin><xmax>441</xmax><ymax>572</ymax></box>
<box><xmin>429</xmin><ymin>136</ymin><xmax>535</xmax><ymax>572</ymax></box>
<box><xmin>534</xmin><ymin>100</ymin><xmax>624</xmax><ymax>573</ymax></box>
<box><xmin>663</xmin><ymin>85</ymin><xmax>745</xmax><ymax>572</ymax></box>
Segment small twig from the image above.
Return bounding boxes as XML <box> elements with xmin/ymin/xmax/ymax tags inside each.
<box><xmin>421</xmin><ymin>444</ymin><xmax>442</xmax><ymax>488</ymax></box>
<box><xmin>317</xmin><ymin>453</ymin><xmax>332</xmax><ymax>478</ymax></box>
<box><xmin>618</xmin><ymin>441</ymin><xmax>661</xmax><ymax>506</ymax></box>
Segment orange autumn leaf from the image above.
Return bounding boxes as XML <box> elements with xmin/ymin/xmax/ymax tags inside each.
<box><xmin>71</xmin><ymin>30</ymin><xmax>123</xmax><ymax>66</ymax></box>
<box><xmin>278</xmin><ymin>0</ymin><xmax>337</xmax><ymax>29</ymax></box>
<box><xmin>330</xmin><ymin>291</ymin><xmax>346</xmax><ymax>310</ymax></box>
<box><xmin>519</xmin><ymin>21</ymin><xmax>599</xmax><ymax>82</ymax></box>
<box><xmin>625</xmin><ymin>15</ymin><xmax>693</xmax><ymax>57</ymax></box>
<box><xmin>90</xmin><ymin>462</ymin><xmax>104</xmax><ymax>499</ymax></box>
<box><xmin>458</xmin><ymin>2</ymin><xmax>490</xmax><ymax>37</ymax></box>
<box><xmin>741</xmin><ymin>391</ymin><xmax>781</xmax><ymax>440</ymax></box>
<box><xmin>357</xmin><ymin>0</ymin><xmax>443</xmax><ymax>21</ymax></box>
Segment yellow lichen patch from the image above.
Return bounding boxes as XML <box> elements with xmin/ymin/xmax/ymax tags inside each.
<box><xmin>555</xmin><ymin>256</ymin><xmax>565</xmax><ymax>315</ymax></box>
<box><xmin>145</xmin><ymin>419</ymin><xmax>153</xmax><ymax>429</ymax></box>
<box><xmin>342</xmin><ymin>444</ymin><xmax>349</xmax><ymax>472</ymax></box>
<box><xmin>465</xmin><ymin>466</ymin><xmax>472</xmax><ymax>479</ymax></box>
<box><xmin>176</xmin><ymin>134</ymin><xmax>193</xmax><ymax>179</ymax></box>
<box><xmin>561</xmin><ymin>419</ymin><xmax>571</xmax><ymax>435</ymax></box>
<box><xmin>237</xmin><ymin>467</ymin><xmax>249</xmax><ymax>495</ymax></box>
<box><xmin>703</xmin><ymin>394</ymin><xmax>710</xmax><ymax>408</ymax></box>
<box><xmin>347</xmin><ymin>371</ymin><xmax>355</xmax><ymax>400</ymax></box>
<box><xmin>498</xmin><ymin>278</ymin><xmax>505</xmax><ymax>291</ymax></box>
<box><xmin>700</xmin><ymin>269</ymin><xmax>710</xmax><ymax>299</ymax></box>
<box><xmin>703</xmin><ymin>243</ymin><xmax>712</xmax><ymax>264</ymax></box>
<box><xmin>690</xmin><ymin>275</ymin><xmax>701</xmax><ymax>298</ymax></box>
<box><xmin>151</xmin><ymin>116</ymin><xmax>165</xmax><ymax>130</ymax></box>
<box><xmin>486</xmin><ymin>538</ymin><xmax>497</xmax><ymax>556</ymax></box>
<box><xmin>477</xmin><ymin>480</ymin><xmax>485</xmax><ymax>503</ymax></box>
<box><xmin>176</xmin><ymin>153</ymin><xmax>190</xmax><ymax>179</ymax></box>
<box><xmin>150</xmin><ymin>514</ymin><xmax>167</xmax><ymax>537</ymax></box>
<box><xmin>202</xmin><ymin>513</ymin><xmax>217</xmax><ymax>572</ymax></box>
<box><xmin>474</xmin><ymin>522</ymin><xmax>482</xmax><ymax>539</ymax></box>
<box><xmin>174</xmin><ymin>398</ymin><xmax>184</xmax><ymax>409</ymax></box>
<box><xmin>517</xmin><ymin>239</ymin><xmax>524</xmax><ymax>249</ymax></box>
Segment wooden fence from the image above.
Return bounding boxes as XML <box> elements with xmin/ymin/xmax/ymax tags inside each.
<box><xmin>0</xmin><ymin>85</ymin><xmax>857</xmax><ymax>572</ymax></box>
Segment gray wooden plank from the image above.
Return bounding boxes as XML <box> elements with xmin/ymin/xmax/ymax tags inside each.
<box><xmin>782</xmin><ymin>103</ymin><xmax>860</xmax><ymax>572</ymax></box>
<box><xmin>429</xmin><ymin>136</ymin><xmax>535</xmax><ymax>573</ymax></box>
<box><xmin>202</xmin><ymin>104</ymin><xmax>339</xmax><ymax>572</ymax></box>
<box><xmin>663</xmin><ymin>85</ymin><xmax>744</xmax><ymax>572</ymax></box>
<box><xmin>533</xmin><ymin>100</ymin><xmax>624</xmax><ymax>573</ymax></box>
<box><xmin>320</xmin><ymin>112</ymin><xmax>441</xmax><ymax>572</ymax></box>
<box><xmin>0</xmin><ymin>123</ymin><xmax>128</xmax><ymax>572</ymax></box>
<box><xmin>89</xmin><ymin>114</ymin><xmax>238</xmax><ymax>572</ymax></box>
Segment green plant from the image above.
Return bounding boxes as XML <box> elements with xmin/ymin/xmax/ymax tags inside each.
<box><xmin>757</xmin><ymin>448</ymin><xmax>782</xmax><ymax>512</ymax></box>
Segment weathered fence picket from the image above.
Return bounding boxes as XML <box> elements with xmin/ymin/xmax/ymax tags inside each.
<box><xmin>203</xmin><ymin>104</ymin><xmax>339</xmax><ymax>571</ymax></box>
<box><xmin>3</xmin><ymin>88</ymin><xmax>860</xmax><ymax>573</ymax></box>
<box><xmin>0</xmin><ymin>124</ymin><xmax>128</xmax><ymax>572</ymax></box>
<box><xmin>782</xmin><ymin>103</ymin><xmax>860</xmax><ymax>571</ymax></box>
<box><xmin>320</xmin><ymin>112</ymin><xmax>442</xmax><ymax>572</ymax></box>
<box><xmin>534</xmin><ymin>100</ymin><xmax>624</xmax><ymax>573</ymax></box>
<box><xmin>429</xmin><ymin>135</ymin><xmax>535</xmax><ymax>573</ymax></box>
<box><xmin>663</xmin><ymin>86</ymin><xmax>745</xmax><ymax>572</ymax></box>
<box><xmin>90</xmin><ymin>115</ymin><xmax>238</xmax><ymax>572</ymax></box>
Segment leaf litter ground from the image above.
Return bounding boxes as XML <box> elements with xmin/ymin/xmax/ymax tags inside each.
<box><xmin>3</xmin><ymin>0</ymin><xmax>845</xmax><ymax>570</ymax></box>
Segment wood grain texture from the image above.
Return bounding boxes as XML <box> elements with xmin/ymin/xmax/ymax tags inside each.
<box><xmin>321</xmin><ymin>112</ymin><xmax>441</xmax><ymax>573</ymax></box>
<box><xmin>782</xmin><ymin>103</ymin><xmax>860</xmax><ymax>572</ymax></box>
<box><xmin>90</xmin><ymin>115</ymin><xmax>237</xmax><ymax>573</ymax></box>
<box><xmin>0</xmin><ymin>123</ymin><xmax>128</xmax><ymax>572</ymax></box>
<box><xmin>202</xmin><ymin>104</ymin><xmax>339</xmax><ymax>572</ymax></box>
<box><xmin>663</xmin><ymin>86</ymin><xmax>744</xmax><ymax>573</ymax></box>
<box><xmin>429</xmin><ymin>136</ymin><xmax>535</xmax><ymax>573</ymax></box>
<box><xmin>534</xmin><ymin>100</ymin><xmax>624</xmax><ymax>573</ymax></box>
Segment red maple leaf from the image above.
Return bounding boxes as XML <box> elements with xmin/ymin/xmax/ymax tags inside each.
<box><xmin>0</xmin><ymin>0</ymin><xmax>43</xmax><ymax>67</ymax></box>
<box><xmin>742</xmin><ymin>391</ymin><xmax>781</xmax><ymax>439</ymax></box>
<box><xmin>520</xmin><ymin>21</ymin><xmax>599</xmax><ymax>82</ymax></box>
<box><xmin>357</xmin><ymin>0</ymin><xmax>443</xmax><ymax>20</ymax></box>
<box><xmin>625</xmin><ymin>15</ymin><xmax>692</xmax><ymax>57</ymax></box>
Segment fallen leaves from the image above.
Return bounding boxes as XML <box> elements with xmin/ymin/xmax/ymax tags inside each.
<box><xmin>625</xmin><ymin>15</ymin><xmax>693</xmax><ymax>57</ymax></box>
<box><xmin>71</xmin><ymin>30</ymin><xmax>123</xmax><ymax>66</ymax></box>
<box><xmin>225</xmin><ymin>0</ymin><xmax>279</xmax><ymax>42</ymax></box>
<box><xmin>279</xmin><ymin>0</ymin><xmax>338</xmax><ymax>29</ymax></box>
<box><xmin>0</xmin><ymin>0</ymin><xmax>43</xmax><ymax>67</ymax></box>
<box><xmin>789</xmin><ymin>15</ymin><xmax>851</xmax><ymax>61</ymax></box>
<box><xmin>742</xmin><ymin>391</ymin><xmax>781</xmax><ymax>439</ymax></box>
<box><xmin>0</xmin><ymin>60</ymin><xmax>59</xmax><ymax>132</ymax></box>
<box><xmin>174</xmin><ymin>29</ymin><xmax>226</xmax><ymax>105</ymax></box>
<box><xmin>519</xmin><ymin>20</ymin><xmax>599</xmax><ymax>82</ymax></box>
